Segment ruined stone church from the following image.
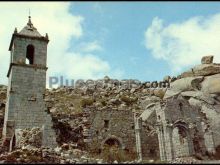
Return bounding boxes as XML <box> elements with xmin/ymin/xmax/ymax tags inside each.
<box><xmin>1</xmin><ymin>16</ymin><xmax>220</xmax><ymax>163</ymax></box>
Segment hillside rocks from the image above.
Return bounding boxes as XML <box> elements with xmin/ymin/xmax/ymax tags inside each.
<box><xmin>169</xmin><ymin>157</ymin><xmax>201</xmax><ymax>164</ymax></box>
<box><xmin>15</xmin><ymin>127</ymin><xmax>42</xmax><ymax>148</ymax></box>
<box><xmin>0</xmin><ymin>144</ymin><xmax>106</xmax><ymax>164</ymax></box>
<box><xmin>0</xmin><ymin>126</ymin><xmax>106</xmax><ymax>164</ymax></box>
<box><xmin>43</xmin><ymin>80</ymin><xmax>166</xmax><ymax>157</ymax></box>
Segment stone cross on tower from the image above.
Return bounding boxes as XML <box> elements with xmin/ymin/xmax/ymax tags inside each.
<box><xmin>2</xmin><ymin>16</ymin><xmax>57</xmax><ymax>148</ymax></box>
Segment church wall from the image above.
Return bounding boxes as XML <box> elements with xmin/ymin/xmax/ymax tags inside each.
<box><xmin>82</xmin><ymin>108</ymin><xmax>137</xmax><ymax>155</ymax></box>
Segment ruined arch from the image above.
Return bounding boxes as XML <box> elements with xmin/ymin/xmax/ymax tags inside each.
<box><xmin>26</xmin><ymin>44</ymin><xmax>34</xmax><ymax>64</ymax></box>
<box><xmin>101</xmin><ymin>135</ymin><xmax>125</xmax><ymax>149</ymax></box>
<box><xmin>173</xmin><ymin>120</ymin><xmax>188</xmax><ymax>129</ymax></box>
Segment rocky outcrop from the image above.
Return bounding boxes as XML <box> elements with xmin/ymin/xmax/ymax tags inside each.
<box><xmin>181</xmin><ymin>64</ymin><xmax>220</xmax><ymax>78</ymax></box>
<box><xmin>201</xmin><ymin>74</ymin><xmax>220</xmax><ymax>94</ymax></box>
<box><xmin>164</xmin><ymin>76</ymin><xmax>204</xmax><ymax>99</ymax></box>
<box><xmin>180</xmin><ymin>55</ymin><xmax>220</xmax><ymax>78</ymax></box>
<box><xmin>163</xmin><ymin>55</ymin><xmax>220</xmax><ymax>154</ymax></box>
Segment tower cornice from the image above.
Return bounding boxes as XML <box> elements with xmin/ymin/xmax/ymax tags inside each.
<box><xmin>9</xmin><ymin>33</ymin><xmax>49</xmax><ymax>51</ymax></box>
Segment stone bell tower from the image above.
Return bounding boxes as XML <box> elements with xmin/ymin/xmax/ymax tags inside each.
<box><xmin>2</xmin><ymin>16</ymin><xmax>57</xmax><ymax>148</ymax></box>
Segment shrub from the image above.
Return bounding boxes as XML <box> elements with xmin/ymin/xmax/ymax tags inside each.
<box><xmin>100</xmin><ymin>145</ymin><xmax>136</xmax><ymax>163</ymax></box>
<box><xmin>80</xmin><ymin>98</ymin><xmax>94</xmax><ymax>108</ymax></box>
<box><xmin>120</xmin><ymin>95</ymin><xmax>138</xmax><ymax>105</ymax></box>
<box><xmin>100</xmin><ymin>98</ymin><xmax>107</xmax><ymax>106</ymax></box>
<box><xmin>153</xmin><ymin>89</ymin><xmax>165</xmax><ymax>99</ymax></box>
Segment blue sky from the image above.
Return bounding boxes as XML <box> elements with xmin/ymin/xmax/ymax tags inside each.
<box><xmin>1</xmin><ymin>2</ymin><xmax>220</xmax><ymax>86</ymax></box>
<box><xmin>69</xmin><ymin>2</ymin><xmax>220</xmax><ymax>81</ymax></box>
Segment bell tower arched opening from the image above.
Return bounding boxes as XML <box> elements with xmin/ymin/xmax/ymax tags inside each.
<box><xmin>26</xmin><ymin>44</ymin><xmax>34</xmax><ymax>64</ymax></box>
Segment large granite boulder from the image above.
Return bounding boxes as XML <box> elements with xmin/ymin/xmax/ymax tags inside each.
<box><xmin>181</xmin><ymin>56</ymin><xmax>220</xmax><ymax>78</ymax></box>
<box><xmin>181</xmin><ymin>64</ymin><xmax>220</xmax><ymax>78</ymax></box>
<box><xmin>188</xmin><ymin>97</ymin><xmax>203</xmax><ymax>107</ymax></box>
<box><xmin>164</xmin><ymin>77</ymin><xmax>204</xmax><ymax>99</ymax></box>
<box><xmin>201</xmin><ymin>74</ymin><xmax>220</xmax><ymax>94</ymax></box>
<box><xmin>201</xmin><ymin>55</ymin><xmax>214</xmax><ymax>64</ymax></box>
<box><xmin>181</xmin><ymin>91</ymin><xmax>216</xmax><ymax>105</ymax></box>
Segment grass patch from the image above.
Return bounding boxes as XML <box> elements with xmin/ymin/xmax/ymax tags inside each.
<box><xmin>80</xmin><ymin>98</ymin><xmax>95</xmax><ymax>108</ymax></box>
<box><xmin>120</xmin><ymin>95</ymin><xmax>138</xmax><ymax>105</ymax></box>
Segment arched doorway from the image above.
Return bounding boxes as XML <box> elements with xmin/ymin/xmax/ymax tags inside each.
<box><xmin>104</xmin><ymin>138</ymin><xmax>120</xmax><ymax>147</ymax></box>
<box><xmin>101</xmin><ymin>136</ymin><xmax>124</xmax><ymax>150</ymax></box>
<box><xmin>100</xmin><ymin>136</ymin><xmax>131</xmax><ymax>163</ymax></box>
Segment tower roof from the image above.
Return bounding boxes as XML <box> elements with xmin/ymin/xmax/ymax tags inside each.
<box><xmin>9</xmin><ymin>16</ymin><xmax>49</xmax><ymax>51</ymax></box>
<box><xmin>18</xmin><ymin>16</ymin><xmax>42</xmax><ymax>37</ymax></box>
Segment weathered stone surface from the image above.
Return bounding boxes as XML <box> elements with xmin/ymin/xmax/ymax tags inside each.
<box><xmin>164</xmin><ymin>77</ymin><xmax>204</xmax><ymax>99</ymax></box>
<box><xmin>140</xmin><ymin>103</ymin><xmax>158</xmax><ymax>121</ymax></box>
<box><xmin>140</xmin><ymin>96</ymin><xmax>161</xmax><ymax>109</ymax></box>
<box><xmin>181</xmin><ymin>64</ymin><xmax>220</xmax><ymax>78</ymax></box>
<box><xmin>201</xmin><ymin>105</ymin><xmax>220</xmax><ymax>148</ymax></box>
<box><xmin>201</xmin><ymin>74</ymin><xmax>220</xmax><ymax>94</ymax></box>
<box><xmin>188</xmin><ymin>97</ymin><xmax>203</xmax><ymax>107</ymax></box>
<box><xmin>181</xmin><ymin>91</ymin><xmax>215</xmax><ymax>105</ymax></box>
<box><xmin>201</xmin><ymin>56</ymin><xmax>213</xmax><ymax>64</ymax></box>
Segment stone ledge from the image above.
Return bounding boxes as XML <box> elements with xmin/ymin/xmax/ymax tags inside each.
<box><xmin>7</xmin><ymin>63</ymin><xmax>48</xmax><ymax>77</ymax></box>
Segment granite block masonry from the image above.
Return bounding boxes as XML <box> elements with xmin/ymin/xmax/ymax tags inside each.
<box><xmin>2</xmin><ymin>16</ymin><xmax>57</xmax><ymax>148</ymax></box>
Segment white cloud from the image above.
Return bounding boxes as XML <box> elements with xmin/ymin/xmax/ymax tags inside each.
<box><xmin>145</xmin><ymin>14</ymin><xmax>220</xmax><ymax>74</ymax></box>
<box><xmin>57</xmin><ymin>53</ymin><xmax>110</xmax><ymax>79</ymax></box>
<box><xmin>75</xmin><ymin>41</ymin><xmax>103</xmax><ymax>53</ymax></box>
<box><xmin>0</xmin><ymin>2</ymin><xmax>118</xmax><ymax>87</ymax></box>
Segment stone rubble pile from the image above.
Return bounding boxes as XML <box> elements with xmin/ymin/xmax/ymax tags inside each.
<box><xmin>169</xmin><ymin>157</ymin><xmax>201</xmax><ymax>164</ymax></box>
<box><xmin>0</xmin><ymin>142</ymin><xmax>141</xmax><ymax>164</ymax></box>
<box><xmin>15</xmin><ymin>127</ymin><xmax>42</xmax><ymax>148</ymax></box>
